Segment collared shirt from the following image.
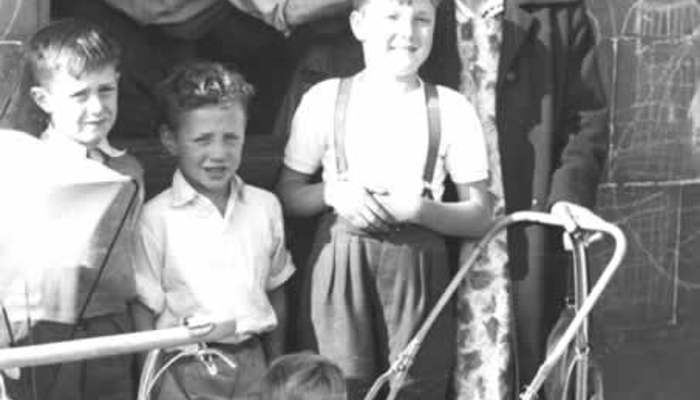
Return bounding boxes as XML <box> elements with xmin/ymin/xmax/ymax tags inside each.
<box><xmin>1</xmin><ymin>131</ymin><xmax>143</xmax><ymax>344</ymax></box>
<box><xmin>133</xmin><ymin>170</ymin><xmax>295</xmax><ymax>343</ymax></box>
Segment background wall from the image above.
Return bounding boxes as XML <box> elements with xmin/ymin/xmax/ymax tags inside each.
<box><xmin>0</xmin><ymin>0</ymin><xmax>49</xmax><ymax>131</ymax></box>
<box><xmin>587</xmin><ymin>1</ymin><xmax>700</xmax><ymax>398</ymax></box>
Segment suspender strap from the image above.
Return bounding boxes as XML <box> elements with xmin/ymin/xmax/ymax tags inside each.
<box><xmin>422</xmin><ymin>83</ymin><xmax>441</xmax><ymax>200</ymax></box>
<box><xmin>334</xmin><ymin>77</ymin><xmax>353</xmax><ymax>176</ymax></box>
<box><xmin>334</xmin><ymin>78</ymin><xmax>441</xmax><ymax>199</ymax></box>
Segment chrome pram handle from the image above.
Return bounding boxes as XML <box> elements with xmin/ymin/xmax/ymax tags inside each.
<box><xmin>137</xmin><ymin>342</ymin><xmax>238</xmax><ymax>400</ymax></box>
<box><xmin>362</xmin><ymin>210</ymin><xmax>627</xmax><ymax>400</ymax></box>
<box><xmin>519</xmin><ymin>211</ymin><xmax>625</xmax><ymax>400</ymax></box>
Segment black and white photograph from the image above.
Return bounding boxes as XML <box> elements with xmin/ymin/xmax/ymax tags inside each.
<box><xmin>0</xmin><ymin>0</ymin><xmax>699</xmax><ymax>399</ymax></box>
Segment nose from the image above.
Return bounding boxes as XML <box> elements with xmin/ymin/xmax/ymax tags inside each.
<box><xmin>208</xmin><ymin>140</ymin><xmax>230</xmax><ymax>161</ymax></box>
<box><xmin>85</xmin><ymin>93</ymin><xmax>105</xmax><ymax>115</ymax></box>
<box><xmin>396</xmin><ymin>13</ymin><xmax>415</xmax><ymax>38</ymax></box>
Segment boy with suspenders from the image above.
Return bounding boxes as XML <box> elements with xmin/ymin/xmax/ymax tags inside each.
<box><xmin>276</xmin><ymin>0</ymin><xmax>492</xmax><ymax>398</ymax></box>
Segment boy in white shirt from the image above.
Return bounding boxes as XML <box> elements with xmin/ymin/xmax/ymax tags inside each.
<box><xmin>276</xmin><ymin>0</ymin><xmax>492</xmax><ymax>398</ymax></box>
<box><xmin>132</xmin><ymin>61</ymin><xmax>295</xmax><ymax>399</ymax></box>
<box><xmin>3</xmin><ymin>18</ymin><xmax>143</xmax><ymax>400</ymax></box>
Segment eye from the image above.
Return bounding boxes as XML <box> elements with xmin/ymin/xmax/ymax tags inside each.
<box><xmin>70</xmin><ymin>90</ymin><xmax>89</xmax><ymax>103</ymax></box>
<box><xmin>414</xmin><ymin>13</ymin><xmax>433</xmax><ymax>24</ymax></box>
<box><xmin>223</xmin><ymin>133</ymin><xmax>241</xmax><ymax>144</ymax></box>
<box><xmin>98</xmin><ymin>85</ymin><xmax>117</xmax><ymax>95</ymax></box>
<box><xmin>193</xmin><ymin>134</ymin><xmax>212</xmax><ymax>145</ymax></box>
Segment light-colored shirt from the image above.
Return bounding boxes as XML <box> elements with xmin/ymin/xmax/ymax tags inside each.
<box><xmin>102</xmin><ymin>0</ymin><xmax>351</xmax><ymax>35</ymax></box>
<box><xmin>133</xmin><ymin>170</ymin><xmax>295</xmax><ymax>343</ymax></box>
<box><xmin>283</xmin><ymin>77</ymin><xmax>489</xmax><ymax>200</ymax></box>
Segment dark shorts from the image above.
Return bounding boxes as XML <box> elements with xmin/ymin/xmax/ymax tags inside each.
<box><xmin>150</xmin><ymin>337</ymin><xmax>266</xmax><ymax>400</ymax></box>
<box><xmin>298</xmin><ymin>213</ymin><xmax>456</xmax><ymax>400</ymax></box>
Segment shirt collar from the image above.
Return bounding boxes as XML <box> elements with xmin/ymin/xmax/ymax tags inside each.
<box><xmin>169</xmin><ymin>169</ymin><xmax>246</xmax><ymax>209</ymax></box>
<box><xmin>41</xmin><ymin>128</ymin><xmax>126</xmax><ymax>160</ymax></box>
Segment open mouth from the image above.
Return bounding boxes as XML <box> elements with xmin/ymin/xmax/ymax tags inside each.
<box><xmin>390</xmin><ymin>43</ymin><xmax>418</xmax><ymax>52</ymax></box>
<box><xmin>204</xmin><ymin>166</ymin><xmax>229</xmax><ymax>178</ymax></box>
<box><xmin>84</xmin><ymin>119</ymin><xmax>107</xmax><ymax>127</ymax></box>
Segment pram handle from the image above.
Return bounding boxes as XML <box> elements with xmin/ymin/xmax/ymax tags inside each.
<box><xmin>0</xmin><ymin>319</ymin><xmax>237</xmax><ymax>370</ymax></box>
<box><xmin>362</xmin><ymin>210</ymin><xmax>626</xmax><ymax>400</ymax></box>
<box><xmin>519</xmin><ymin>212</ymin><xmax>626</xmax><ymax>400</ymax></box>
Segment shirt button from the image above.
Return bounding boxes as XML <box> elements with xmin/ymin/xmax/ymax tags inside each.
<box><xmin>505</xmin><ymin>71</ymin><xmax>517</xmax><ymax>82</ymax></box>
<box><xmin>531</xmin><ymin>198</ymin><xmax>540</xmax><ymax>208</ymax></box>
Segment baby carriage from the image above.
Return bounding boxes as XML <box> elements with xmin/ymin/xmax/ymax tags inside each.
<box><xmin>137</xmin><ymin>327</ymin><xmax>241</xmax><ymax>400</ymax></box>
<box><xmin>362</xmin><ymin>210</ymin><xmax>627</xmax><ymax>400</ymax></box>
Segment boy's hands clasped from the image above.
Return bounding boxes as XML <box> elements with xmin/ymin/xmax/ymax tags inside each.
<box><xmin>324</xmin><ymin>179</ymin><xmax>423</xmax><ymax>233</ymax></box>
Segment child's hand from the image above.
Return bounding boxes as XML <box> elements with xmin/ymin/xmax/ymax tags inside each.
<box><xmin>373</xmin><ymin>192</ymin><xmax>424</xmax><ymax>224</ymax></box>
<box><xmin>324</xmin><ymin>179</ymin><xmax>396</xmax><ymax>232</ymax></box>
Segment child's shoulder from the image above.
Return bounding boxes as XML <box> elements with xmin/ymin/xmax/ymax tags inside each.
<box><xmin>303</xmin><ymin>77</ymin><xmax>344</xmax><ymax>100</ymax></box>
<box><xmin>109</xmin><ymin>151</ymin><xmax>144</xmax><ymax>181</ymax></box>
<box><xmin>241</xmin><ymin>183</ymin><xmax>282</xmax><ymax>211</ymax></box>
<box><xmin>432</xmin><ymin>84</ymin><xmax>469</xmax><ymax>105</ymax></box>
<box><xmin>430</xmin><ymin>84</ymin><xmax>477</xmax><ymax>118</ymax></box>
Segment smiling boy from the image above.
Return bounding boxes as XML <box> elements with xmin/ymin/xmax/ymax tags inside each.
<box><xmin>276</xmin><ymin>0</ymin><xmax>492</xmax><ymax>398</ymax></box>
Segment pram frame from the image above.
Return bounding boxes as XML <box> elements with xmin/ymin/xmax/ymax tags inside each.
<box><xmin>361</xmin><ymin>210</ymin><xmax>627</xmax><ymax>400</ymax></box>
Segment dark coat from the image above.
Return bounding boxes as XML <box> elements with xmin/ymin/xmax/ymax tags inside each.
<box><xmin>497</xmin><ymin>0</ymin><xmax>609</xmax><ymax>280</ymax></box>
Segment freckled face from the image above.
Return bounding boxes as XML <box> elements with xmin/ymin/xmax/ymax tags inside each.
<box><xmin>351</xmin><ymin>0</ymin><xmax>436</xmax><ymax>79</ymax></box>
<box><xmin>163</xmin><ymin>103</ymin><xmax>246</xmax><ymax>201</ymax></box>
<box><xmin>32</xmin><ymin>66</ymin><xmax>119</xmax><ymax>147</ymax></box>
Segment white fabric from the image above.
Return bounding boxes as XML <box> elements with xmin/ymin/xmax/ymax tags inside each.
<box><xmin>0</xmin><ymin>129</ymin><xmax>132</xmax><ymax>344</ymax></box>
<box><xmin>41</xmin><ymin>127</ymin><xmax>127</xmax><ymax>159</ymax></box>
<box><xmin>283</xmin><ymin>77</ymin><xmax>489</xmax><ymax>200</ymax></box>
<box><xmin>133</xmin><ymin>170</ymin><xmax>295</xmax><ymax>343</ymax></box>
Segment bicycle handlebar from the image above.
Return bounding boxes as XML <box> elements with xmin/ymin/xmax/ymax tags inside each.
<box><xmin>363</xmin><ymin>210</ymin><xmax>627</xmax><ymax>400</ymax></box>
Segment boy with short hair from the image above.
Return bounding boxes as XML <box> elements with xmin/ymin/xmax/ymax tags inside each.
<box><xmin>132</xmin><ymin>61</ymin><xmax>295</xmax><ymax>399</ymax></box>
<box><xmin>261</xmin><ymin>352</ymin><xmax>347</xmax><ymax>400</ymax></box>
<box><xmin>276</xmin><ymin>0</ymin><xmax>492</xmax><ymax>398</ymax></box>
<box><xmin>2</xmin><ymin>18</ymin><xmax>144</xmax><ymax>400</ymax></box>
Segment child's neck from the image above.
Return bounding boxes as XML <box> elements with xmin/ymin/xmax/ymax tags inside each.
<box><xmin>357</xmin><ymin>69</ymin><xmax>421</xmax><ymax>93</ymax></box>
<box><xmin>204</xmin><ymin>181</ymin><xmax>236</xmax><ymax>217</ymax></box>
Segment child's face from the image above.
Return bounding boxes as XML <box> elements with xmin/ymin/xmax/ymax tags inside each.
<box><xmin>162</xmin><ymin>103</ymin><xmax>246</xmax><ymax>201</ymax></box>
<box><xmin>351</xmin><ymin>0</ymin><xmax>436</xmax><ymax>80</ymax></box>
<box><xmin>31</xmin><ymin>66</ymin><xmax>119</xmax><ymax>148</ymax></box>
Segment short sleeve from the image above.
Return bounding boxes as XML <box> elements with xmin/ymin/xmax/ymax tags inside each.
<box><xmin>132</xmin><ymin>215</ymin><xmax>166</xmax><ymax>315</ymax></box>
<box><xmin>440</xmin><ymin>89</ymin><xmax>489</xmax><ymax>184</ymax></box>
<box><xmin>265</xmin><ymin>196</ymin><xmax>295</xmax><ymax>291</ymax></box>
<box><xmin>282</xmin><ymin>79</ymin><xmax>337</xmax><ymax>175</ymax></box>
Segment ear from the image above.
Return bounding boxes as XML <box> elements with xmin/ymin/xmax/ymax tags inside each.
<box><xmin>29</xmin><ymin>86</ymin><xmax>52</xmax><ymax>114</ymax></box>
<box><xmin>159</xmin><ymin>124</ymin><xmax>178</xmax><ymax>156</ymax></box>
<box><xmin>349</xmin><ymin>9</ymin><xmax>367</xmax><ymax>42</ymax></box>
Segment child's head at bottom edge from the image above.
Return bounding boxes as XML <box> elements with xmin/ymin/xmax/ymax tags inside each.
<box><xmin>261</xmin><ymin>352</ymin><xmax>347</xmax><ymax>400</ymax></box>
<box><xmin>157</xmin><ymin>61</ymin><xmax>255</xmax><ymax>206</ymax></box>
